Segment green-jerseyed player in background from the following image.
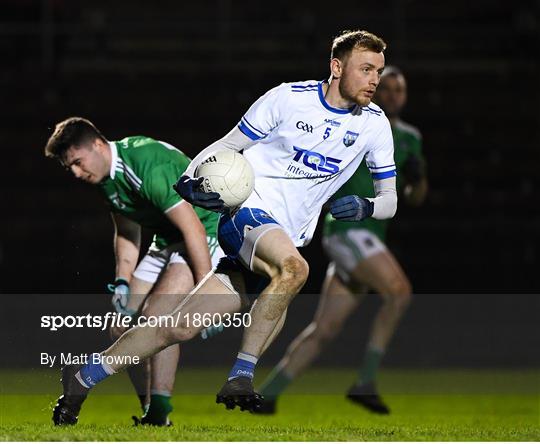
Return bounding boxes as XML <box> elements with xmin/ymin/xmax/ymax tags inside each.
<box><xmin>45</xmin><ymin>118</ymin><xmax>223</xmax><ymax>425</ymax></box>
<box><xmin>257</xmin><ymin>66</ymin><xmax>428</xmax><ymax>414</ymax></box>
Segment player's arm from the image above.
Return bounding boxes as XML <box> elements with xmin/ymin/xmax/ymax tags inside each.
<box><xmin>330</xmin><ymin>176</ymin><xmax>397</xmax><ymax>221</ymax></box>
<box><xmin>175</xmin><ymin>84</ymin><xmax>286</xmax><ymax>208</ymax></box>
<box><xmin>165</xmin><ymin>202</ymin><xmax>212</xmax><ymax>283</ymax></box>
<box><xmin>109</xmin><ymin>213</ymin><xmax>141</xmax><ymax>316</ymax></box>
<box><xmin>184</xmin><ymin>127</ymin><xmax>256</xmax><ymax>178</ymax></box>
<box><xmin>139</xmin><ymin>163</ymin><xmax>212</xmax><ymax>283</ymax></box>
<box><xmin>174</xmin><ymin>127</ymin><xmax>256</xmax><ymax>211</ymax></box>
<box><xmin>331</xmin><ymin>116</ymin><xmax>397</xmax><ymax>221</ymax></box>
<box><xmin>111</xmin><ymin>212</ymin><xmax>141</xmax><ymax>281</ymax></box>
<box><xmin>402</xmin><ymin>155</ymin><xmax>428</xmax><ymax>206</ymax></box>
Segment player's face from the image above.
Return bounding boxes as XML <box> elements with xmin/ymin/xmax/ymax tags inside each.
<box><xmin>374</xmin><ymin>74</ymin><xmax>407</xmax><ymax>118</ymax></box>
<box><xmin>338</xmin><ymin>48</ymin><xmax>385</xmax><ymax>107</ymax></box>
<box><xmin>62</xmin><ymin>142</ymin><xmax>109</xmax><ymax>184</ymax></box>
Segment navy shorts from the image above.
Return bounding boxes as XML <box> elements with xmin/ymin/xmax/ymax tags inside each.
<box><xmin>217</xmin><ymin>207</ymin><xmax>281</xmax><ymax>269</ymax></box>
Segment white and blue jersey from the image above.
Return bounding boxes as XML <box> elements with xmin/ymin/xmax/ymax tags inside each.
<box><xmin>236</xmin><ymin>80</ymin><xmax>396</xmax><ymax>247</ymax></box>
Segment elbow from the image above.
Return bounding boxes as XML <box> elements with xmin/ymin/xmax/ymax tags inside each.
<box><xmin>371</xmin><ymin>194</ymin><xmax>397</xmax><ymax>220</ymax></box>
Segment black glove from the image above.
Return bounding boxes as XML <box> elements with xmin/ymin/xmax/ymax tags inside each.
<box><xmin>173</xmin><ymin>175</ymin><xmax>224</xmax><ymax>211</ymax></box>
<box><xmin>330</xmin><ymin>195</ymin><xmax>374</xmax><ymax>221</ymax></box>
<box><xmin>402</xmin><ymin>155</ymin><xmax>425</xmax><ymax>185</ymax></box>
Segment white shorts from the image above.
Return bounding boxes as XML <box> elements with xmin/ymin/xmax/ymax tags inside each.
<box><xmin>322</xmin><ymin>229</ymin><xmax>387</xmax><ymax>282</ymax></box>
<box><xmin>132</xmin><ymin>236</ymin><xmax>224</xmax><ymax>284</ymax></box>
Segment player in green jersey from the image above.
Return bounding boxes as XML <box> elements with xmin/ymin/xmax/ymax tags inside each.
<box><xmin>45</xmin><ymin>117</ymin><xmax>223</xmax><ymax>425</ymax></box>
<box><xmin>257</xmin><ymin>66</ymin><xmax>428</xmax><ymax>415</ymax></box>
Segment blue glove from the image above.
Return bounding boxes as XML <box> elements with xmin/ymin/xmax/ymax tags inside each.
<box><xmin>107</xmin><ymin>278</ymin><xmax>136</xmax><ymax>317</ymax></box>
<box><xmin>200</xmin><ymin>323</ymin><xmax>225</xmax><ymax>340</ymax></box>
<box><xmin>330</xmin><ymin>195</ymin><xmax>374</xmax><ymax>221</ymax></box>
<box><xmin>173</xmin><ymin>175</ymin><xmax>224</xmax><ymax>212</ymax></box>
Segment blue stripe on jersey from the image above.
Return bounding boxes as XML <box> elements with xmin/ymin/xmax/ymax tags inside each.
<box><xmin>362</xmin><ymin>106</ymin><xmax>382</xmax><ymax>115</ymax></box>
<box><xmin>372</xmin><ymin>170</ymin><xmax>397</xmax><ymax>180</ymax></box>
<box><xmin>369</xmin><ymin>163</ymin><xmax>395</xmax><ymax>170</ymax></box>
<box><xmin>317</xmin><ymin>82</ymin><xmax>355</xmax><ymax>114</ymax></box>
<box><xmin>238</xmin><ymin>121</ymin><xmax>262</xmax><ymax>141</ymax></box>
<box><xmin>242</xmin><ymin>117</ymin><xmax>266</xmax><ymax>137</ymax></box>
<box><xmin>291</xmin><ymin>83</ymin><xmax>319</xmax><ymax>89</ymax></box>
<box><xmin>292</xmin><ymin>88</ymin><xmax>318</xmax><ymax>93</ymax></box>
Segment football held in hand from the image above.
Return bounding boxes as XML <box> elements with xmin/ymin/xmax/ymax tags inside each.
<box><xmin>195</xmin><ymin>150</ymin><xmax>255</xmax><ymax>209</ymax></box>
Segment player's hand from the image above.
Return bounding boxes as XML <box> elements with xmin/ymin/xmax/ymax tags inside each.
<box><xmin>200</xmin><ymin>323</ymin><xmax>225</xmax><ymax>340</ymax></box>
<box><xmin>402</xmin><ymin>155</ymin><xmax>425</xmax><ymax>185</ymax></box>
<box><xmin>173</xmin><ymin>175</ymin><xmax>225</xmax><ymax>212</ymax></box>
<box><xmin>330</xmin><ymin>195</ymin><xmax>374</xmax><ymax>221</ymax></box>
<box><xmin>107</xmin><ymin>278</ymin><xmax>136</xmax><ymax>317</ymax></box>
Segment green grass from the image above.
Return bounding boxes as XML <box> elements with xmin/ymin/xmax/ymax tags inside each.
<box><xmin>1</xmin><ymin>368</ymin><xmax>538</xmax><ymax>441</ymax></box>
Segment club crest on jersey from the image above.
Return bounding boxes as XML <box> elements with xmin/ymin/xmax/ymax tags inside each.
<box><xmin>343</xmin><ymin>131</ymin><xmax>359</xmax><ymax>147</ymax></box>
<box><xmin>109</xmin><ymin>192</ymin><xmax>126</xmax><ymax>209</ymax></box>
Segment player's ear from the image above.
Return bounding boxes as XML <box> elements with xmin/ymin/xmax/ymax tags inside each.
<box><xmin>94</xmin><ymin>138</ymin><xmax>106</xmax><ymax>153</ymax></box>
<box><xmin>330</xmin><ymin>57</ymin><xmax>343</xmax><ymax>79</ymax></box>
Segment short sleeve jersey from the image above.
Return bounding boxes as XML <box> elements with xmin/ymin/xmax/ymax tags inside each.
<box><xmin>99</xmin><ymin>136</ymin><xmax>218</xmax><ymax>249</ymax></box>
<box><xmin>324</xmin><ymin>118</ymin><xmax>424</xmax><ymax>241</ymax></box>
<box><xmin>237</xmin><ymin>80</ymin><xmax>396</xmax><ymax>247</ymax></box>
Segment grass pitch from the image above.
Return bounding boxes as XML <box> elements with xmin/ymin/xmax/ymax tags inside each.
<box><xmin>0</xmin><ymin>368</ymin><xmax>538</xmax><ymax>441</ymax></box>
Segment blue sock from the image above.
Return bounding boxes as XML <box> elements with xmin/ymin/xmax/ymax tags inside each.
<box><xmin>228</xmin><ymin>352</ymin><xmax>258</xmax><ymax>381</ymax></box>
<box><xmin>76</xmin><ymin>353</ymin><xmax>115</xmax><ymax>388</ymax></box>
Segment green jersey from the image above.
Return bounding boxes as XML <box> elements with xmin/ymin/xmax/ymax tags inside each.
<box><xmin>323</xmin><ymin>119</ymin><xmax>424</xmax><ymax>241</ymax></box>
<box><xmin>99</xmin><ymin>136</ymin><xmax>218</xmax><ymax>249</ymax></box>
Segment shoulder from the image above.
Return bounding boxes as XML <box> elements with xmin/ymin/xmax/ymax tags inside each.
<box><xmin>358</xmin><ymin>103</ymin><xmax>391</xmax><ymax>136</ymax></box>
<box><xmin>287</xmin><ymin>80</ymin><xmax>320</xmax><ymax>93</ymax></box>
<box><xmin>116</xmin><ymin>136</ymin><xmax>186</xmax><ymax>160</ymax></box>
<box><xmin>361</xmin><ymin>102</ymin><xmax>385</xmax><ymax>117</ymax></box>
<box><xmin>393</xmin><ymin>119</ymin><xmax>422</xmax><ymax>140</ymax></box>
<box><xmin>356</xmin><ymin>102</ymin><xmax>389</xmax><ymax>132</ymax></box>
<box><xmin>116</xmin><ymin>136</ymin><xmax>188</xmax><ymax>177</ymax></box>
<box><xmin>262</xmin><ymin>80</ymin><xmax>320</xmax><ymax>100</ymax></box>
<box><xmin>114</xmin><ymin>135</ymin><xmax>161</xmax><ymax>156</ymax></box>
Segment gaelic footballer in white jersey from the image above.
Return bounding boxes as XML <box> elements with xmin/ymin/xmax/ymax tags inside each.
<box><xmin>50</xmin><ymin>31</ymin><xmax>395</xmax><ymax>422</ymax></box>
<box><xmin>237</xmin><ymin>79</ymin><xmax>395</xmax><ymax>247</ymax></box>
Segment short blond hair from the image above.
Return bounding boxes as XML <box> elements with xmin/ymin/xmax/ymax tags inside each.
<box><xmin>331</xmin><ymin>29</ymin><xmax>387</xmax><ymax>61</ymax></box>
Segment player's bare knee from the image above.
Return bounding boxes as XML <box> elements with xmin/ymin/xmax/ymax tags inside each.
<box><xmin>141</xmin><ymin>300</ymin><xmax>166</xmax><ymax>319</ymax></box>
<box><xmin>385</xmin><ymin>278</ymin><xmax>413</xmax><ymax>312</ymax></box>
<box><xmin>109</xmin><ymin>324</ymin><xmax>128</xmax><ymax>341</ymax></box>
<box><xmin>386</xmin><ymin>276</ymin><xmax>412</xmax><ymax>297</ymax></box>
<box><xmin>163</xmin><ymin>318</ymin><xmax>198</xmax><ymax>343</ymax></box>
<box><xmin>314</xmin><ymin>320</ymin><xmax>343</xmax><ymax>345</ymax></box>
<box><xmin>276</xmin><ymin>255</ymin><xmax>309</xmax><ymax>292</ymax></box>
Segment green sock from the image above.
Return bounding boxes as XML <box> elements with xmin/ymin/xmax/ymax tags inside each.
<box><xmin>144</xmin><ymin>394</ymin><xmax>173</xmax><ymax>422</ymax></box>
<box><xmin>259</xmin><ymin>367</ymin><xmax>293</xmax><ymax>400</ymax></box>
<box><xmin>358</xmin><ymin>347</ymin><xmax>384</xmax><ymax>385</ymax></box>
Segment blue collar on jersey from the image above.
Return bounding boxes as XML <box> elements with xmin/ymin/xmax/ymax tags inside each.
<box><xmin>318</xmin><ymin>81</ymin><xmax>356</xmax><ymax>114</ymax></box>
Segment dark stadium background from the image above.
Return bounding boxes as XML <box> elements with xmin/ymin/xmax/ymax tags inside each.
<box><xmin>1</xmin><ymin>0</ymin><xmax>538</xmax><ymax>368</ymax></box>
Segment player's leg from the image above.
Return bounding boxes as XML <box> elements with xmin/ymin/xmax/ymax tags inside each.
<box><xmin>256</xmin><ymin>264</ymin><xmax>363</xmax><ymax>413</ymax></box>
<box><xmin>242</xmin><ymin>228</ymin><xmax>309</xmax><ymax>356</ymax></box>
<box><xmin>109</xmin><ymin>276</ymin><xmax>153</xmax><ymax>412</ymax></box>
<box><xmin>347</xmin><ymin>247</ymin><xmax>412</xmax><ymax>402</ymax></box>
<box><xmin>316</xmin><ymin>228</ymin><xmax>411</xmax><ymax>414</ymax></box>
<box><xmin>137</xmin><ymin>261</ymin><xmax>194</xmax><ymax>425</ymax></box>
<box><xmin>217</xmin><ymin>227</ymin><xmax>309</xmax><ymax>411</ymax></box>
<box><xmin>107</xmin><ymin>271</ymin><xmax>245</xmax><ymax>367</ymax></box>
<box><xmin>52</xmin><ymin>267</ymin><xmax>246</xmax><ymax>425</ymax></box>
